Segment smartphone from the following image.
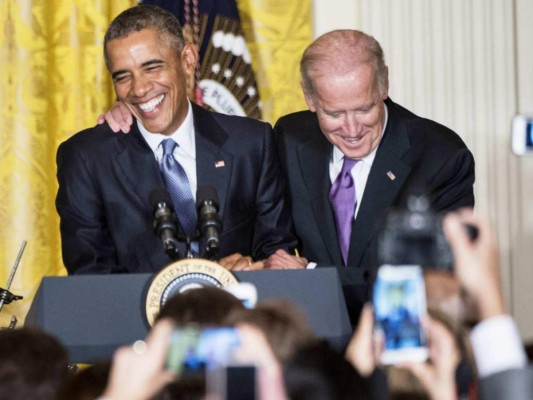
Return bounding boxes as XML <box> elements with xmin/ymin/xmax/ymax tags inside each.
<box><xmin>511</xmin><ymin>114</ymin><xmax>533</xmax><ymax>156</ymax></box>
<box><xmin>166</xmin><ymin>327</ymin><xmax>242</xmax><ymax>376</ymax></box>
<box><xmin>373</xmin><ymin>265</ymin><xmax>428</xmax><ymax>364</ymax></box>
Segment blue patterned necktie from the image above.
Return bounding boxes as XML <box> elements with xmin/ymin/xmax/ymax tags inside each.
<box><xmin>160</xmin><ymin>138</ymin><xmax>198</xmax><ymax>256</ymax></box>
<box><xmin>329</xmin><ymin>157</ymin><xmax>358</xmax><ymax>265</ymax></box>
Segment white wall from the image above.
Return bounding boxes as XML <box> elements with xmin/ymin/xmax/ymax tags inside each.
<box><xmin>313</xmin><ymin>0</ymin><xmax>533</xmax><ymax>340</ymax></box>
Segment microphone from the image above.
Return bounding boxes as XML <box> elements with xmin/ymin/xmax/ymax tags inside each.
<box><xmin>196</xmin><ymin>185</ymin><xmax>223</xmax><ymax>257</ymax></box>
<box><xmin>149</xmin><ymin>189</ymin><xmax>181</xmax><ymax>261</ymax></box>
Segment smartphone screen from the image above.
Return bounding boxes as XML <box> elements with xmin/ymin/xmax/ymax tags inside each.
<box><xmin>511</xmin><ymin>114</ymin><xmax>533</xmax><ymax>156</ymax></box>
<box><xmin>526</xmin><ymin>120</ymin><xmax>533</xmax><ymax>149</ymax></box>
<box><xmin>166</xmin><ymin>327</ymin><xmax>242</xmax><ymax>376</ymax></box>
<box><xmin>373</xmin><ymin>265</ymin><xmax>428</xmax><ymax>364</ymax></box>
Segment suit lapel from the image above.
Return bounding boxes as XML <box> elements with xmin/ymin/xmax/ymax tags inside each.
<box><xmin>115</xmin><ymin>123</ymin><xmax>164</xmax><ymax>210</ymax></box>
<box><xmin>347</xmin><ymin>100</ymin><xmax>412</xmax><ymax>268</ymax></box>
<box><xmin>191</xmin><ymin>104</ymin><xmax>232</xmax><ymax>215</ymax></box>
<box><xmin>298</xmin><ymin>131</ymin><xmax>344</xmax><ymax>265</ymax></box>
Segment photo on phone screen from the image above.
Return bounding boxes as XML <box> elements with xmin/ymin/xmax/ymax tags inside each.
<box><xmin>166</xmin><ymin>327</ymin><xmax>242</xmax><ymax>376</ymax></box>
<box><xmin>373</xmin><ymin>264</ymin><xmax>428</xmax><ymax>364</ymax></box>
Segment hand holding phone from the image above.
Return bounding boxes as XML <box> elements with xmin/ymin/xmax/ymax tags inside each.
<box><xmin>166</xmin><ymin>326</ymin><xmax>258</xmax><ymax>399</ymax></box>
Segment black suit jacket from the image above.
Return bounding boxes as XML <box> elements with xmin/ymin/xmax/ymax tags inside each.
<box><xmin>275</xmin><ymin>98</ymin><xmax>475</xmax><ymax>318</ymax></box>
<box><xmin>56</xmin><ymin>103</ymin><xmax>296</xmax><ymax>274</ymax></box>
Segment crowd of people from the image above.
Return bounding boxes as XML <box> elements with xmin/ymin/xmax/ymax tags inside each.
<box><xmin>2</xmin><ymin>210</ymin><xmax>532</xmax><ymax>399</ymax></box>
<box><xmin>2</xmin><ymin>4</ymin><xmax>529</xmax><ymax>399</ymax></box>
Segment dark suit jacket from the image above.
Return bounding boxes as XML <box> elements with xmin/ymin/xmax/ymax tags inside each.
<box><xmin>479</xmin><ymin>367</ymin><xmax>533</xmax><ymax>400</ymax></box>
<box><xmin>275</xmin><ymin>98</ymin><xmax>475</xmax><ymax>319</ymax></box>
<box><xmin>56</xmin><ymin>103</ymin><xmax>296</xmax><ymax>274</ymax></box>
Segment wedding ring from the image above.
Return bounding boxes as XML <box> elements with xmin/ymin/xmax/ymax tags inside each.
<box><xmin>132</xmin><ymin>340</ymin><xmax>147</xmax><ymax>355</ymax></box>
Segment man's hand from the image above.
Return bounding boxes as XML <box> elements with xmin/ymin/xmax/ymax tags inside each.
<box><xmin>345</xmin><ymin>303</ymin><xmax>383</xmax><ymax>377</ymax></box>
<box><xmin>97</xmin><ymin>101</ymin><xmax>133</xmax><ymax>133</ymax></box>
<box><xmin>264</xmin><ymin>249</ymin><xmax>308</xmax><ymax>270</ymax></box>
<box><xmin>443</xmin><ymin>209</ymin><xmax>505</xmax><ymax>320</ymax></box>
<box><xmin>101</xmin><ymin>319</ymin><xmax>176</xmax><ymax>400</ymax></box>
<box><xmin>218</xmin><ymin>253</ymin><xmax>264</xmax><ymax>271</ymax></box>
<box><xmin>235</xmin><ymin>324</ymin><xmax>289</xmax><ymax>400</ymax></box>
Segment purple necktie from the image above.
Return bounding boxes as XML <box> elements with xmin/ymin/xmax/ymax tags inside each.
<box><xmin>160</xmin><ymin>138</ymin><xmax>198</xmax><ymax>256</ymax></box>
<box><xmin>329</xmin><ymin>157</ymin><xmax>358</xmax><ymax>265</ymax></box>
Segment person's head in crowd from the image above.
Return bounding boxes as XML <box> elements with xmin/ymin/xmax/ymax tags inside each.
<box><xmin>103</xmin><ymin>5</ymin><xmax>197</xmax><ymax>136</ymax></box>
<box><xmin>284</xmin><ymin>340</ymin><xmax>371</xmax><ymax>400</ymax></box>
<box><xmin>63</xmin><ymin>361</ymin><xmax>111</xmax><ymax>400</ymax></box>
<box><xmin>225</xmin><ymin>299</ymin><xmax>316</xmax><ymax>363</ymax></box>
<box><xmin>424</xmin><ymin>270</ymin><xmax>479</xmax><ymax>328</ymax></box>
<box><xmin>156</xmin><ymin>286</ymin><xmax>245</xmax><ymax>327</ymax></box>
<box><xmin>300</xmin><ymin>29</ymin><xmax>388</xmax><ymax>160</ymax></box>
<box><xmin>0</xmin><ymin>327</ymin><xmax>70</xmax><ymax>400</ymax></box>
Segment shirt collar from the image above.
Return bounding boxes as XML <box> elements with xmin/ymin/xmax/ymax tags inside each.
<box><xmin>137</xmin><ymin>100</ymin><xmax>195</xmax><ymax>157</ymax></box>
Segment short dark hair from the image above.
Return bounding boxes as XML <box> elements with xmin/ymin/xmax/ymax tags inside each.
<box><xmin>156</xmin><ymin>286</ymin><xmax>245</xmax><ymax>327</ymax></box>
<box><xmin>0</xmin><ymin>327</ymin><xmax>70</xmax><ymax>400</ymax></box>
<box><xmin>225</xmin><ymin>299</ymin><xmax>316</xmax><ymax>362</ymax></box>
<box><xmin>284</xmin><ymin>341</ymin><xmax>371</xmax><ymax>400</ymax></box>
<box><xmin>103</xmin><ymin>5</ymin><xmax>185</xmax><ymax>68</ymax></box>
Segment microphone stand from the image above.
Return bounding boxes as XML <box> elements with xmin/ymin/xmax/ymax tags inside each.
<box><xmin>184</xmin><ymin>236</ymin><xmax>194</xmax><ymax>259</ymax></box>
<box><xmin>182</xmin><ymin>231</ymin><xmax>201</xmax><ymax>259</ymax></box>
<box><xmin>0</xmin><ymin>241</ymin><xmax>25</xmax><ymax>328</ymax></box>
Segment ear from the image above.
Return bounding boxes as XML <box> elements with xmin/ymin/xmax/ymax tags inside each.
<box><xmin>181</xmin><ymin>43</ymin><xmax>198</xmax><ymax>76</ymax></box>
<box><xmin>381</xmin><ymin>66</ymin><xmax>389</xmax><ymax>99</ymax></box>
<box><xmin>301</xmin><ymin>81</ymin><xmax>317</xmax><ymax>112</ymax></box>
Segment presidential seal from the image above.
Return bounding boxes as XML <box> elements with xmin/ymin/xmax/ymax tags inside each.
<box><xmin>144</xmin><ymin>259</ymin><xmax>238</xmax><ymax>327</ymax></box>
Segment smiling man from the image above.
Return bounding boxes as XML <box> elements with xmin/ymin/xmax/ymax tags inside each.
<box><xmin>56</xmin><ymin>5</ymin><xmax>296</xmax><ymax>274</ymax></box>
<box><xmin>267</xmin><ymin>30</ymin><xmax>475</xmax><ymax>320</ymax></box>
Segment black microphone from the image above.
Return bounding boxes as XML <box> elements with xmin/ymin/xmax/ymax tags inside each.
<box><xmin>149</xmin><ymin>189</ymin><xmax>181</xmax><ymax>261</ymax></box>
<box><xmin>196</xmin><ymin>185</ymin><xmax>223</xmax><ymax>257</ymax></box>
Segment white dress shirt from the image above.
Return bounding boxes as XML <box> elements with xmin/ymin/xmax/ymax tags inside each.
<box><xmin>137</xmin><ymin>100</ymin><xmax>197</xmax><ymax>199</ymax></box>
<box><xmin>329</xmin><ymin>103</ymin><xmax>388</xmax><ymax>220</ymax></box>
<box><xmin>470</xmin><ymin>314</ymin><xmax>527</xmax><ymax>378</ymax></box>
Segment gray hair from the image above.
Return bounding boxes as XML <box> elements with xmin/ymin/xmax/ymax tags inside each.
<box><xmin>300</xmin><ymin>29</ymin><xmax>388</xmax><ymax>96</ymax></box>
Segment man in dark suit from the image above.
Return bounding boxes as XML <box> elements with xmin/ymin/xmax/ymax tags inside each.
<box><xmin>265</xmin><ymin>30</ymin><xmax>475</xmax><ymax>319</ymax></box>
<box><xmin>56</xmin><ymin>5</ymin><xmax>296</xmax><ymax>275</ymax></box>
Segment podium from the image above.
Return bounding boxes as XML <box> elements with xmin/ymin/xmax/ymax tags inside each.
<box><xmin>25</xmin><ymin>268</ymin><xmax>352</xmax><ymax>363</ymax></box>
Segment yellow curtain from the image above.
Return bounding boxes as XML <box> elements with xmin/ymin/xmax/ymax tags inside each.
<box><xmin>0</xmin><ymin>0</ymin><xmax>310</xmax><ymax>327</ymax></box>
<box><xmin>238</xmin><ymin>0</ymin><xmax>311</xmax><ymax>124</ymax></box>
<box><xmin>0</xmin><ymin>0</ymin><xmax>136</xmax><ymax>327</ymax></box>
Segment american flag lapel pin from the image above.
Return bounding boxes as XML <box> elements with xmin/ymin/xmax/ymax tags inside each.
<box><xmin>387</xmin><ymin>171</ymin><xmax>396</xmax><ymax>181</ymax></box>
<box><xmin>215</xmin><ymin>160</ymin><xmax>225</xmax><ymax>168</ymax></box>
